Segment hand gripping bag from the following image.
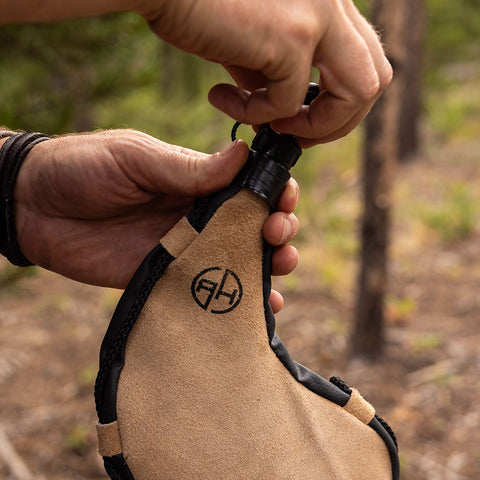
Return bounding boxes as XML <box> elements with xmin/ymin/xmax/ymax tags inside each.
<box><xmin>94</xmin><ymin>85</ymin><xmax>399</xmax><ymax>480</ymax></box>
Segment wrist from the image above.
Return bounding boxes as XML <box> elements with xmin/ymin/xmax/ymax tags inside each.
<box><xmin>0</xmin><ymin>132</ymin><xmax>51</xmax><ymax>267</ymax></box>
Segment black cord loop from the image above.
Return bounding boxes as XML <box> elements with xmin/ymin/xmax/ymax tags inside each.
<box><xmin>231</xmin><ymin>121</ymin><xmax>242</xmax><ymax>142</ymax></box>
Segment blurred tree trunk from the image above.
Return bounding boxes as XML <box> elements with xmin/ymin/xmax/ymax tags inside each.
<box><xmin>352</xmin><ymin>0</ymin><xmax>407</xmax><ymax>359</ymax></box>
<box><xmin>398</xmin><ymin>0</ymin><xmax>426</xmax><ymax>161</ymax></box>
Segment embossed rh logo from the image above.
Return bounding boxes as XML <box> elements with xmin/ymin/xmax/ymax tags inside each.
<box><xmin>191</xmin><ymin>267</ymin><xmax>243</xmax><ymax>314</ymax></box>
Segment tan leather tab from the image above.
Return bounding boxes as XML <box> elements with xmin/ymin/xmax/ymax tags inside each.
<box><xmin>344</xmin><ymin>388</ymin><xmax>376</xmax><ymax>425</ymax></box>
<box><xmin>96</xmin><ymin>421</ymin><xmax>122</xmax><ymax>457</ymax></box>
<box><xmin>160</xmin><ymin>216</ymin><xmax>199</xmax><ymax>258</ymax></box>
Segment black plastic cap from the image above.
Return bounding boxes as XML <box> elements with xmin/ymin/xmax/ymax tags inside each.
<box><xmin>237</xmin><ymin>126</ymin><xmax>302</xmax><ymax>207</ymax></box>
<box><xmin>235</xmin><ymin>83</ymin><xmax>320</xmax><ymax>207</ymax></box>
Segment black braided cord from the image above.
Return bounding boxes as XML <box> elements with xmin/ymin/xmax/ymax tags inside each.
<box><xmin>329</xmin><ymin>376</ymin><xmax>398</xmax><ymax>450</ymax></box>
<box><xmin>329</xmin><ymin>376</ymin><xmax>353</xmax><ymax>395</ymax></box>
<box><xmin>376</xmin><ymin>414</ymin><xmax>399</xmax><ymax>450</ymax></box>
<box><xmin>94</xmin><ymin>248</ymin><xmax>173</xmax><ymax>422</ymax></box>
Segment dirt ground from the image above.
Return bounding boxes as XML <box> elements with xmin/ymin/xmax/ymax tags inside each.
<box><xmin>1</xmin><ymin>141</ymin><xmax>479</xmax><ymax>480</ymax></box>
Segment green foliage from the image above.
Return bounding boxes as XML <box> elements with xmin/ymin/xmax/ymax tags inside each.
<box><xmin>353</xmin><ymin>0</ymin><xmax>369</xmax><ymax>16</ymax></box>
<box><xmin>419</xmin><ymin>183</ymin><xmax>477</xmax><ymax>244</ymax></box>
<box><xmin>0</xmin><ymin>13</ymin><xmax>234</xmax><ymax>151</ymax></box>
<box><xmin>101</xmin><ymin>288</ymin><xmax>123</xmax><ymax>312</ymax></box>
<box><xmin>426</xmin><ymin>71</ymin><xmax>480</xmax><ymax>141</ymax></box>
<box><xmin>426</xmin><ymin>0</ymin><xmax>480</xmax><ymax>73</ymax></box>
<box><xmin>64</xmin><ymin>423</ymin><xmax>90</xmax><ymax>455</ymax></box>
<box><xmin>1</xmin><ymin>3</ymin><xmax>479</xmax><ymax>299</ymax></box>
<box><xmin>411</xmin><ymin>333</ymin><xmax>444</xmax><ymax>353</ymax></box>
<box><xmin>280</xmin><ymin>272</ymin><xmax>300</xmax><ymax>293</ymax></box>
<box><xmin>386</xmin><ymin>296</ymin><xmax>417</xmax><ymax>323</ymax></box>
<box><xmin>0</xmin><ymin>14</ymin><xmax>156</xmax><ymax>133</ymax></box>
<box><xmin>1</xmin><ymin>4</ymin><xmax>479</xmax><ymax>145</ymax></box>
<box><xmin>78</xmin><ymin>364</ymin><xmax>98</xmax><ymax>386</ymax></box>
<box><xmin>326</xmin><ymin>316</ymin><xmax>347</xmax><ymax>335</ymax></box>
<box><xmin>0</xmin><ymin>264</ymin><xmax>37</xmax><ymax>288</ymax></box>
<box><xmin>35</xmin><ymin>293</ymin><xmax>72</xmax><ymax>315</ymax></box>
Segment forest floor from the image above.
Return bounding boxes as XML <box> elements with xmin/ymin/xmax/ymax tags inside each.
<box><xmin>0</xmin><ymin>136</ymin><xmax>479</xmax><ymax>480</ymax></box>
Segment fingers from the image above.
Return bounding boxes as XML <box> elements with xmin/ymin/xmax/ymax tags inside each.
<box><xmin>110</xmin><ymin>130</ymin><xmax>250</xmax><ymax>197</ymax></box>
<box><xmin>110</xmin><ymin>129</ymin><xmax>300</xmax><ymax>278</ymax></box>
<box><xmin>271</xmin><ymin>244</ymin><xmax>299</xmax><ymax>277</ymax></box>
<box><xmin>340</xmin><ymin>0</ymin><xmax>392</xmax><ymax>79</ymax></box>
<box><xmin>276</xmin><ymin>92</ymin><xmax>378</xmax><ymax>146</ymax></box>
<box><xmin>296</xmin><ymin>100</ymin><xmax>375</xmax><ymax>147</ymax></box>
<box><xmin>267</xmin><ymin>181</ymin><xmax>300</xmax><ymax>311</ymax></box>
<box><xmin>263</xmin><ymin>212</ymin><xmax>299</xmax><ymax>247</ymax></box>
<box><xmin>270</xmin><ymin>14</ymin><xmax>391</xmax><ymax>144</ymax></box>
<box><xmin>271</xmin><ymin>3</ymin><xmax>392</xmax><ymax>144</ymax></box>
<box><xmin>269</xmin><ymin>290</ymin><xmax>284</xmax><ymax>314</ymax></box>
<box><xmin>276</xmin><ymin>177</ymin><xmax>300</xmax><ymax>214</ymax></box>
<box><xmin>208</xmin><ymin>63</ymin><xmax>311</xmax><ymax>125</ymax></box>
<box><xmin>264</xmin><ymin>178</ymin><xmax>299</xmax><ymax>277</ymax></box>
<box><xmin>209</xmin><ymin>0</ymin><xmax>392</xmax><ymax>146</ymax></box>
<box><xmin>156</xmin><ymin>138</ymin><xmax>250</xmax><ymax>196</ymax></box>
<box><xmin>208</xmin><ymin>19</ymin><xmax>314</xmax><ymax>126</ymax></box>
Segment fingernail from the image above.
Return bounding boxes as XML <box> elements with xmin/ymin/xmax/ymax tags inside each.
<box><xmin>282</xmin><ymin>216</ymin><xmax>293</xmax><ymax>242</ymax></box>
<box><xmin>294</xmin><ymin>182</ymin><xmax>300</xmax><ymax>205</ymax></box>
<box><xmin>220</xmin><ymin>139</ymin><xmax>238</xmax><ymax>155</ymax></box>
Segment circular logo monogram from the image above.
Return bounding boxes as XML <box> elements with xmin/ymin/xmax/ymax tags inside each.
<box><xmin>191</xmin><ymin>267</ymin><xmax>243</xmax><ymax>314</ymax></box>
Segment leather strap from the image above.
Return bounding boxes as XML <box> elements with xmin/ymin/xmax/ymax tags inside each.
<box><xmin>0</xmin><ymin>132</ymin><xmax>50</xmax><ymax>266</ymax></box>
<box><xmin>344</xmin><ymin>388</ymin><xmax>376</xmax><ymax>425</ymax></box>
<box><xmin>96</xmin><ymin>421</ymin><xmax>123</xmax><ymax>457</ymax></box>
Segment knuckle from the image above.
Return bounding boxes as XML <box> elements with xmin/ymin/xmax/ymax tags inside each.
<box><xmin>277</xmin><ymin>99</ymin><xmax>302</xmax><ymax>119</ymax></box>
<box><xmin>356</xmin><ymin>72</ymin><xmax>381</xmax><ymax>102</ymax></box>
<box><xmin>290</xmin><ymin>16</ymin><xmax>317</xmax><ymax>45</ymax></box>
<box><xmin>378</xmin><ymin>60</ymin><xmax>394</xmax><ymax>90</ymax></box>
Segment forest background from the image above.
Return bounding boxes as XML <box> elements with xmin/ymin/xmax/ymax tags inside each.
<box><xmin>1</xmin><ymin>0</ymin><xmax>480</xmax><ymax>479</ymax></box>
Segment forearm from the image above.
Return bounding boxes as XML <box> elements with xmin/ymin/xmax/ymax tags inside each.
<box><xmin>0</xmin><ymin>0</ymin><xmax>143</xmax><ymax>24</ymax></box>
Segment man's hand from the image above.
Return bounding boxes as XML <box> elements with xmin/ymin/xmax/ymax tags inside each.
<box><xmin>2</xmin><ymin>0</ymin><xmax>391</xmax><ymax>145</ymax></box>
<box><xmin>14</xmin><ymin>130</ymin><xmax>298</xmax><ymax>312</ymax></box>
<box><xmin>138</xmin><ymin>0</ymin><xmax>393</xmax><ymax>146</ymax></box>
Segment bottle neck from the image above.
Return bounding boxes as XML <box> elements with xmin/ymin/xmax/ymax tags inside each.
<box><xmin>234</xmin><ymin>126</ymin><xmax>302</xmax><ymax>208</ymax></box>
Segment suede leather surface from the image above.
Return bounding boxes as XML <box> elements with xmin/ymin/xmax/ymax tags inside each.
<box><xmin>96</xmin><ymin>421</ymin><xmax>122</xmax><ymax>457</ymax></box>
<box><xmin>160</xmin><ymin>216</ymin><xmax>199</xmax><ymax>258</ymax></box>
<box><xmin>344</xmin><ymin>389</ymin><xmax>376</xmax><ymax>425</ymax></box>
<box><xmin>115</xmin><ymin>190</ymin><xmax>392</xmax><ymax>479</ymax></box>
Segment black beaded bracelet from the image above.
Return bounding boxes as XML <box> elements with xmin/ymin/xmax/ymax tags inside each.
<box><xmin>0</xmin><ymin>132</ymin><xmax>51</xmax><ymax>266</ymax></box>
<box><xmin>0</xmin><ymin>130</ymin><xmax>16</xmax><ymax>140</ymax></box>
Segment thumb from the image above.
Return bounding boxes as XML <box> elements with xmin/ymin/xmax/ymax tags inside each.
<box><xmin>149</xmin><ymin>139</ymin><xmax>250</xmax><ymax>197</ymax></box>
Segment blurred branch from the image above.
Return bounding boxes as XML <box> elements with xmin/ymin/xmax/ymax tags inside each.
<box><xmin>0</xmin><ymin>424</ymin><xmax>43</xmax><ymax>480</ymax></box>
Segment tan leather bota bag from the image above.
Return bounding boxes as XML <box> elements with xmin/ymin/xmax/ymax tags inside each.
<box><xmin>94</xmin><ymin>87</ymin><xmax>399</xmax><ymax>480</ymax></box>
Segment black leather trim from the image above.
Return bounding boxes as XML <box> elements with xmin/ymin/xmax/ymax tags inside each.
<box><xmin>262</xmin><ymin>241</ymin><xmax>351</xmax><ymax>407</ymax></box>
<box><xmin>103</xmin><ymin>454</ymin><xmax>135</xmax><ymax>480</ymax></box>
<box><xmin>95</xmin><ymin>244</ymin><xmax>174</xmax><ymax>424</ymax></box>
<box><xmin>95</xmin><ymin>185</ymin><xmax>243</xmax><ymax>479</ymax></box>
<box><xmin>95</xmin><ymin>183</ymin><xmax>400</xmax><ymax>480</ymax></box>
<box><xmin>263</xmin><ymin>240</ymin><xmax>400</xmax><ymax>478</ymax></box>
<box><xmin>187</xmin><ymin>185</ymin><xmax>241</xmax><ymax>233</ymax></box>
<box><xmin>270</xmin><ymin>333</ymin><xmax>351</xmax><ymax>406</ymax></box>
<box><xmin>369</xmin><ymin>416</ymin><xmax>400</xmax><ymax>480</ymax></box>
